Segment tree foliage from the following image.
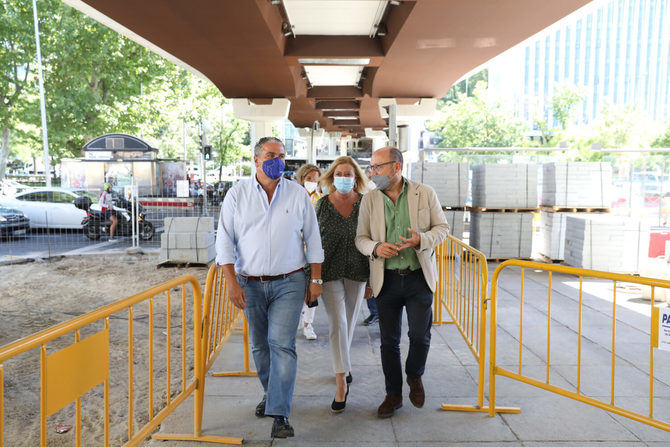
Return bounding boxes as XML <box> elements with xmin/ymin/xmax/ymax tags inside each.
<box><xmin>1</xmin><ymin>0</ymin><xmax>249</xmax><ymax>179</ymax></box>
<box><xmin>0</xmin><ymin>0</ymin><xmax>37</xmax><ymax>178</ymax></box>
<box><xmin>427</xmin><ymin>82</ymin><xmax>526</xmax><ymax>149</ymax></box>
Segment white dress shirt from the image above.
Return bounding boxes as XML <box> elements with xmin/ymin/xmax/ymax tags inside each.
<box><xmin>216</xmin><ymin>176</ymin><xmax>324</xmax><ymax>276</ymax></box>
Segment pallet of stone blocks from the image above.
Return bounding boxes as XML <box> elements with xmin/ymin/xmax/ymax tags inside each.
<box><xmin>410</xmin><ymin>162</ymin><xmax>468</xmax><ymax>207</ymax></box>
<box><xmin>444</xmin><ymin>209</ymin><xmax>464</xmax><ymax>240</ymax></box>
<box><xmin>470</xmin><ymin>212</ymin><xmax>533</xmax><ymax>259</ymax></box>
<box><xmin>564</xmin><ymin>215</ymin><xmax>650</xmax><ymax>273</ymax></box>
<box><xmin>540</xmin><ymin>211</ymin><xmax>607</xmax><ymax>261</ymax></box>
<box><xmin>159</xmin><ymin>216</ymin><xmax>216</xmax><ymax>264</ymax></box>
<box><xmin>542</xmin><ymin>162</ymin><xmax>612</xmax><ymax>208</ymax></box>
<box><xmin>471</xmin><ymin>164</ymin><xmax>538</xmax><ymax>209</ymax></box>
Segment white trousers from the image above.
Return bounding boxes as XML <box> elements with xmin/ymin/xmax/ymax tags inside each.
<box><xmin>300</xmin><ymin>302</ymin><xmax>315</xmax><ymax>325</ymax></box>
<box><xmin>321</xmin><ymin>279</ymin><xmax>366</xmax><ymax>374</ymax></box>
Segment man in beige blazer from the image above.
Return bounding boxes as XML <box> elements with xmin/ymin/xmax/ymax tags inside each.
<box><xmin>355</xmin><ymin>146</ymin><xmax>448</xmax><ymax>418</ymax></box>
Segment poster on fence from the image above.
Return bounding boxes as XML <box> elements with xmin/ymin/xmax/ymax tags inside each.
<box><xmin>658</xmin><ymin>308</ymin><xmax>670</xmax><ymax>351</ymax></box>
<box><xmin>176</xmin><ymin>180</ymin><xmax>189</xmax><ymax>198</ymax></box>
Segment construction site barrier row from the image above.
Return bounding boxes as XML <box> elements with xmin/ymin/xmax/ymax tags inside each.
<box><xmin>489</xmin><ymin>260</ymin><xmax>670</xmax><ymax>432</ymax></box>
<box><xmin>4</xmin><ymin>249</ymin><xmax>670</xmax><ymax>444</ymax></box>
<box><xmin>0</xmin><ymin>265</ymin><xmax>254</xmax><ymax>446</ymax></box>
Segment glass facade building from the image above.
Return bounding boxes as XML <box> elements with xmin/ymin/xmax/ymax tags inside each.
<box><xmin>487</xmin><ymin>0</ymin><xmax>670</xmax><ymax>127</ymax></box>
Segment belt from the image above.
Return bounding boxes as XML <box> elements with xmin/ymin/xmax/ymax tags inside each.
<box><xmin>386</xmin><ymin>268</ymin><xmax>420</xmax><ymax>276</ymax></box>
<box><xmin>239</xmin><ymin>268</ymin><xmax>303</xmax><ymax>282</ymax></box>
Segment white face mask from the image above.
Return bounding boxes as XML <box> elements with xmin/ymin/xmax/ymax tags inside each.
<box><xmin>304</xmin><ymin>181</ymin><xmax>318</xmax><ymax>193</ymax></box>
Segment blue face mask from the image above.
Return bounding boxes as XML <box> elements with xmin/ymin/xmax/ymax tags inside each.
<box><xmin>321</xmin><ymin>185</ymin><xmax>329</xmax><ymax>194</ymax></box>
<box><xmin>262</xmin><ymin>157</ymin><xmax>285</xmax><ymax>180</ymax></box>
<box><xmin>333</xmin><ymin>176</ymin><xmax>355</xmax><ymax>194</ymax></box>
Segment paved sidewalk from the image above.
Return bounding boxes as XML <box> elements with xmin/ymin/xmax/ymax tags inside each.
<box><xmin>148</xmin><ymin>265</ymin><xmax>670</xmax><ymax>446</ymax></box>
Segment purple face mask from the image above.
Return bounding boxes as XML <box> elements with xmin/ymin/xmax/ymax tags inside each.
<box><xmin>262</xmin><ymin>157</ymin><xmax>285</xmax><ymax>180</ymax></box>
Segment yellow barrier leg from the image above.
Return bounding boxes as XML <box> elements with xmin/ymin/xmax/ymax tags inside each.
<box><xmin>441</xmin><ymin>404</ymin><xmax>521</xmax><ymax>413</ymax></box>
<box><xmin>213</xmin><ymin>315</ymin><xmax>257</xmax><ymax>377</ymax></box>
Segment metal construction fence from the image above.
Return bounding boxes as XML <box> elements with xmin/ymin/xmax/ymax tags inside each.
<box><xmin>488</xmin><ymin>260</ymin><xmax>670</xmax><ymax>432</ymax></box>
<box><xmin>433</xmin><ymin>236</ymin><xmax>520</xmax><ymax>414</ymax></box>
<box><xmin>0</xmin><ymin>265</ymin><xmax>254</xmax><ymax>446</ymax></box>
<box><xmin>0</xmin><ymin>185</ymin><xmax>221</xmax><ymax>259</ymax></box>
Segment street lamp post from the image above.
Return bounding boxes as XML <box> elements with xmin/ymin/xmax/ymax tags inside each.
<box><xmin>32</xmin><ymin>0</ymin><xmax>51</xmax><ymax>187</ymax></box>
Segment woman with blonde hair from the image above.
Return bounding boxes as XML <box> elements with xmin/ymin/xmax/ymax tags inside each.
<box><xmin>315</xmin><ymin>156</ymin><xmax>371</xmax><ymax>413</ymax></box>
<box><xmin>295</xmin><ymin>163</ymin><xmax>323</xmax><ymax>340</ymax></box>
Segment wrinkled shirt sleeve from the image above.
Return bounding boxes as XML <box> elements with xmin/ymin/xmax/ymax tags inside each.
<box><xmin>215</xmin><ymin>186</ymin><xmax>237</xmax><ymax>266</ymax></box>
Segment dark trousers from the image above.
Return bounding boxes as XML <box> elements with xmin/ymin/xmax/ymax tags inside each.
<box><xmin>376</xmin><ymin>269</ymin><xmax>433</xmax><ymax>395</ymax></box>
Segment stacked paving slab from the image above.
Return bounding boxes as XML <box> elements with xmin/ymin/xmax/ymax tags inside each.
<box><xmin>564</xmin><ymin>215</ymin><xmax>650</xmax><ymax>273</ymax></box>
<box><xmin>542</xmin><ymin>162</ymin><xmax>612</xmax><ymax>208</ymax></box>
<box><xmin>471</xmin><ymin>164</ymin><xmax>538</xmax><ymax>209</ymax></box>
<box><xmin>159</xmin><ymin>217</ymin><xmax>216</xmax><ymax>264</ymax></box>
<box><xmin>409</xmin><ymin>162</ymin><xmax>467</xmax><ymax>239</ymax></box>
<box><xmin>443</xmin><ymin>209</ymin><xmax>465</xmax><ymax>240</ymax></box>
<box><xmin>470</xmin><ymin>213</ymin><xmax>533</xmax><ymax>259</ymax></box>
<box><xmin>540</xmin><ymin>162</ymin><xmax>612</xmax><ymax>261</ymax></box>
<box><xmin>469</xmin><ymin>164</ymin><xmax>537</xmax><ymax>259</ymax></box>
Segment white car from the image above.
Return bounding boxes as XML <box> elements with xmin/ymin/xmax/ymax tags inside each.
<box><xmin>0</xmin><ymin>179</ymin><xmax>33</xmax><ymax>197</ymax></box>
<box><xmin>0</xmin><ymin>187</ymin><xmax>100</xmax><ymax>229</ymax></box>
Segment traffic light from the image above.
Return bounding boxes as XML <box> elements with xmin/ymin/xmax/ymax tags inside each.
<box><xmin>203</xmin><ymin>145</ymin><xmax>212</xmax><ymax>160</ymax></box>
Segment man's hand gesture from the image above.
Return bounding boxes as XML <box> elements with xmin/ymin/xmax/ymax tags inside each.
<box><xmin>396</xmin><ymin>228</ymin><xmax>420</xmax><ymax>250</ymax></box>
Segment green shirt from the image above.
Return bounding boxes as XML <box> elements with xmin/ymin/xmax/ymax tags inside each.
<box><xmin>383</xmin><ymin>179</ymin><xmax>421</xmax><ymax>271</ymax></box>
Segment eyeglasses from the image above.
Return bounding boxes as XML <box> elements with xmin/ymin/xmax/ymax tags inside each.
<box><xmin>368</xmin><ymin>160</ymin><xmax>396</xmax><ymax>173</ymax></box>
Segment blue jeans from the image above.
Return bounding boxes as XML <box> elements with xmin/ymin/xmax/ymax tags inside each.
<box><xmin>366</xmin><ymin>293</ymin><xmax>378</xmax><ymax>317</ymax></box>
<box><xmin>238</xmin><ymin>272</ymin><xmax>306</xmax><ymax>418</ymax></box>
<box><xmin>376</xmin><ymin>270</ymin><xmax>433</xmax><ymax>395</ymax></box>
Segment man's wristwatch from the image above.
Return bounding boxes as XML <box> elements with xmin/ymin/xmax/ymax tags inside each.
<box><xmin>310</xmin><ymin>278</ymin><xmax>323</xmax><ymax>285</ymax></box>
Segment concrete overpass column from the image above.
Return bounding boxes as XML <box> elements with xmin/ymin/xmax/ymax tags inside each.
<box><xmin>339</xmin><ymin>135</ymin><xmax>351</xmax><ymax>156</ymax></box>
<box><xmin>232</xmin><ymin>99</ymin><xmax>290</xmax><ymax>174</ymax></box>
<box><xmin>378</xmin><ymin>98</ymin><xmax>438</xmax><ymax>171</ymax></box>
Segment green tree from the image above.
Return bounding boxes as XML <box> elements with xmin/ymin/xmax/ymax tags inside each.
<box><xmin>41</xmin><ymin>1</ymin><xmax>168</xmax><ymax>161</ymax></box>
<box><xmin>441</xmin><ymin>69</ymin><xmax>488</xmax><ymax>105</ymax></box>
<box><xmin>427</xmin><ymin>82</ymin><xmax>526</xmax><ymax>150</ymax></box>
<box><xmin>651</xmin><ymin>122</ymin><xmax>670</xmax><ymax>148</ymax></box>
<box><xmin>0</xmin><ymin>0</ymin><xmax>36</xmax><ymax>180</ymax></box>
<box><xmin>551</xmin><ymin>84</ymin><xmax>585</xmax><ymax>130</ymax></box>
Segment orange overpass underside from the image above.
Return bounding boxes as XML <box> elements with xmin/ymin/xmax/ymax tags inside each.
<box><xmin>67</xmin><ymin>0</ymin><xmax>591</xmax><ymax>136</ymax></box>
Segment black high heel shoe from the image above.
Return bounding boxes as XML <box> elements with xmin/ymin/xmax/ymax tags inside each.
<box><xmin>346</xmin><ymin>372</ymin><xmax>352</xmax><ymax>384</ymax></box>
<box><xmin>331</xmin><ymin>383</ymin><xmax>349</xmax><ymax>413</ymax></box>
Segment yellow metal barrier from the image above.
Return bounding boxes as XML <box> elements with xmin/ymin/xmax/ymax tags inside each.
<box><xmin>434</xmin><ymin>236</ymin><xmax>519</xmax><ymax>414</ymax></box>
<box><xmin>153</xmin><ymin>264</ymin><xmax>255</xmax><ymax>444</ymax></box>
<box><xmin>0</xmin><ymin>265</ymin><xmax>252</xmax><ymax>446</ymax></box>
<box><xmin>489</xmin><ymin>260</ymin><xmax>670</xmax><ymax>432</ymax></box>
<box><xmin>0</xmin><ymin>274</ymin><xmax>207</xmax><ymax>446</ymax></box>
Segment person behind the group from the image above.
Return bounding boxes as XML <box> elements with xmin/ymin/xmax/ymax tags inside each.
<box><xmin>215</xmin><ymin>137</ymin><xmax>324</xmax><ymax>439</ymax></box>
<box><xmin>355</xmin><ymin>146</ymin><xmax>448</xmax><ymax>418</ymax></box>
<box><xmin>315</xmin><ymin>156</ymin><xmax>370</xmax><ymax>413</ymax></box>
<box><xmin>295</xmin><ymin>163</ymin><xmax>323</xmax><ymax>340</ymax></box>
<box><xmin>362</xmin><ymin>166</ymin><xmax>379</xmax><ymax>326</ymax></box>
<box><xmin>99</xmin><ymin>183</ymin><xmax>117</xmax><ymax>241</ymax></box>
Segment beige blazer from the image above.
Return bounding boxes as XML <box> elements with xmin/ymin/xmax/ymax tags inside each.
<box><xmin>355</xmin><ymin>179</ymin><xmax>449</xmax><ymax>296</ymax></box>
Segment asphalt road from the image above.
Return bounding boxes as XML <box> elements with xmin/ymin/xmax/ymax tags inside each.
<box><xmin>0</xmin><ymin>206</ymin><xmax>221</xmax><ymax>258</ymax></box>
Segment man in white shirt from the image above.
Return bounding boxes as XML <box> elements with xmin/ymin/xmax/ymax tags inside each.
<box><xmin>216</xmin><ymin>137</ymin><xmax>324</xmax><ymax>439</ymax></box>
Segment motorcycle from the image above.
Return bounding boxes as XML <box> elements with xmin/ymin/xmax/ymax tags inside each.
<box><xmin>74</xmin><ymin>195</ymin><xmax>155</xmax><ymax>241</ymax></box>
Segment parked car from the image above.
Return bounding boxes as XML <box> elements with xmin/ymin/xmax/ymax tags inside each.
<box><xmin>0</xmin><ymin>187</ymin><xmax>100</xmax><ymax>229</ymax></box>
<box><xmin>0</xmin><ymin>205</ymin><xmax>30</xmax><ymax>238</ymax></box>
<box><xmin>0</xmin><ymin>179</ymin><xmax>33</xmax><ymax>197</ymax></box>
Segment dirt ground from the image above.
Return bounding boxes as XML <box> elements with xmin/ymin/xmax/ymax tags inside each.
<box><xmin>0</xmin><ymin>253</ymin><xmax>212</xmax><ymax>446</ymax></box>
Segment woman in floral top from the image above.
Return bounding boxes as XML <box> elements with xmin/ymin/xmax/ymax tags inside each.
<box><xmin>296</xmin><ymin>163</ymin><xmax>323</xmax><ymax>340</ymax></box>
<box><xmin>315</xmin><ymin>156</ymin><xmax>371</xmax><ymax>413</ymax></box>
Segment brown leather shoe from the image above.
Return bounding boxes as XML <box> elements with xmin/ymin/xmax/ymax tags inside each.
<box><xmin>407</xmin><ymin>376</ymin><xmax>425</xmax><ymax>408</ymax></box>
<box><xmin>377</xmin><ymin>394</ymin><xmax>403</xmax><ymax>418</ymax></box>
